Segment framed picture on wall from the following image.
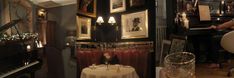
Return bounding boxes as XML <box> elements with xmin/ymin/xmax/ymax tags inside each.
<box><xmin>9</xmin><ymin>0</ymin><xmax>33</xmax><ymax>33</ymax></box>
<box><xmin>76</xmin><ymin>16</ymin><xmax>91</xmax><ymax>40</ymax></box>
<box><xmin>77</xmin><ymin>0</ymin><xmax>96</xmax><ymax>17</ymax></box>
<box><xmin>121</xmin><ymin>10</ymin><xmax>148</xmax><ymax>39</ymax></box>
<box><xmin>130</xmin><ymin>0</ymin><xmax>145</xmax><ymax>7</ymax></box>
<box><xmin>110</xmin><ymin>0</ymin><xmax>126</xmax><ymax>13</ymax></box>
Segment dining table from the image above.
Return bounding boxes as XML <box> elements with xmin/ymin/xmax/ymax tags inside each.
<box><xmin>80</xmin><ymin>64</ymin><xmax>139</xmax><ymax>78</ymax></box>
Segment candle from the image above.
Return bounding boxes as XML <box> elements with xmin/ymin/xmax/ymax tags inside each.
<box><xmin>36</xmin><ymin>41</ymin><xmax>43</xmax><ymax>48</ymax></box>
<box><xmin>38</xmin><ymin>41</ymin><xmax>43</xmax><ymax>48</ymax></box>
<box><xmin>221</xmin><ymin>11</ymin><xmax>224</xmax><ymax>14</ymax></box>
<box><xmin>184</xmin><ymin>19</ymin><xmax>189</xmax><ymax>29</ymax></box>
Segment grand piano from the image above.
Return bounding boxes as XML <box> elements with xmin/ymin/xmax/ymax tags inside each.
<box><xmin>0</xmin><ymin>19</ymin><xmax>42</xmax><ymax>78</ymax></box>
<box><xmin>174</xmin><ymin>14</ymin><xmax>234</xmax><ymax>63</ymax></box>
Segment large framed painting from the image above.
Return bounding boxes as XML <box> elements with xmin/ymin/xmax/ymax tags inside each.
<box><xmin>110</xmin><ymin>0</ymin><xmax>126</xmax><ymax>13</ymax></box>
<box><xmin>130</xmin><ymin>0</ymin><xmax>145</xmax><ymax>7</ymax></box>
<box><xmin>76</xmin><ymin>16</ymin><xmax>91</xmax><ymax>40</ymax></box>
<box><xmin>8</xmin><ymin>0</ymin><xmax>33</xmax><ymax>33</ymax></box>
<box><xmin>121</xmin><ymin>10</ymin><xmax>148</xmax><ymax>39</ymax></box>
<box><xmin>77</xmin><ymin>0</ymin><xmax>96</xmax><ymax>17</ymax></box>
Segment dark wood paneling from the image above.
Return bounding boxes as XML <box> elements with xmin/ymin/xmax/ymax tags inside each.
<box><xmin>77</xmin><ymin>0</ymin><xmax>156</xmax><ymax>42</ymax></box>
<box><xmin>38</xmin><ymin>21</ymin><xmax>56</xmax><ymax>47</ymax></box>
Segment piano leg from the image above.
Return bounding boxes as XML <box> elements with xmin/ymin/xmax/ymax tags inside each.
<box><xmin>30</xmin><ymin>72</ymin><xmax>35</xmax><ymax>78</ymax></box>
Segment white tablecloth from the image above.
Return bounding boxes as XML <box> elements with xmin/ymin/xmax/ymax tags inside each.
<box><xmin>80</xmin><ymin>65</ymin><xmax>139</xmax><ymax>78</ymax></box>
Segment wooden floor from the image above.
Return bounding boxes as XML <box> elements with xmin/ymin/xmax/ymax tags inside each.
<box><xmin>196</xmin><ymin>61</ymin><xmax>234</xmax><ymax>78</ymax></box>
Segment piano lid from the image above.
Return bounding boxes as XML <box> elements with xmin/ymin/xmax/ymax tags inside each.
<box><xmin>0</xmin><ymin>19</ymin><xmax>21</xmax><ymax>34</ymax></box>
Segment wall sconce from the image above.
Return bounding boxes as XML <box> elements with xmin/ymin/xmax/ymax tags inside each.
<box><xmin>108</xmin><ymin>16</ymin><xmax>116</xmax><ymax>25</ymax></box>
<box><xmin>96</xmin><ymin>16</ymin><xmax>117</xmax><ymax>25</ymax></box>
<box><xmin>38</xmin><ymin>8</ymin><xmax>47</xmax><ymax>20</ymax></box>
<box><xmin>96</xmin><ymin>16</ymin><xmax>104</xmax><ymax>25</ymax></box>
<box><xmin>95</xmin><ymin>16</ymin><xmax>118</xmax><ymax>41</ymax></box>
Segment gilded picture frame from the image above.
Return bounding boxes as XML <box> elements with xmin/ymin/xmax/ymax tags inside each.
<box><xmin>77</xmin><ymin>0</ymin><xmax>96</xmax><ymax>17</ymax></box>
<box><xmin>76</xmin><ymin>16</ymin><xmax>91</xmax><ymax>40</ymax></box>
<box><xmin>121</xmin><ymin>10</ymin><xmax>148</xmax><ymax>39</ymax></box>
<box><xmin>110</xmin><ymin>0</ymin><xmax>126</xmax><ymax>13</ymax></box>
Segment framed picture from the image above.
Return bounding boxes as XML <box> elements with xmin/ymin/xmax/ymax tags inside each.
<box><xmin>121</xmin><ymin>10</ymin><xmax>148</xmax><ymax>39</ymax></box>
<box><xmin>9</xmin><ymin>0</ymin><xmax>33</xmax><ymax>33</ymax></box>
<box><xmin>130</xmin><ymin>0</ymin><xmax>145</xmax><ymax>7</ymax></box>
<box><xmin>159</xmin><ymin>40</ymin><xmax>171</xmax><ymax>66</ymax></box>
<box><xmin>76</xmin><ymin>16</ymin><xmax>91</xmax><ymax>40</ymax></box>
<box><xmin>110</xmin><ymin>0</ymin><xmax>126</xmax><ymax>13</ymax></box>
<box><xmin>169</xmin><ymin>35</ymin><xmax>186</xmax><ymax>53</ymax></box>
<box><xmin>77</xmin><ymin>0</ymin><xmax>96</xmax><ymax>17</ymax></box>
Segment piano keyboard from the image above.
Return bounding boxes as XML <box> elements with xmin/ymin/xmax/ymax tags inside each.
<box><xmin>0</xmin><ymin>61</ymin><xmax>39</xmax><ymax>78</ymax></box>
<box><xmin>189</xmin><ymin>27</ymin><xmax>211</xmax><ymax>31</ymax></box>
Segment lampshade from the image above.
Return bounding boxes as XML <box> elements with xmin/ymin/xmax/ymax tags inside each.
<box><xmin>38</xmin><ymin>9</ymin><xmax>47</xmax><ymax>19</ymax></box>
<box><xmin>221</xmin><ymin>30</ymin><xmax>234</xmax><ymax>53</ymax></box>
<box><xmin>221</xmin><ymin>0</ymin><xmax>225</xmax><ymax>5</ymax></box>
<box><xmin>96</xmin><ymin>16</ymin><xmax>104</xmax><ymax>25</ymax></box>
<box><xmin>108</xmin><ymin>16</ymin><xmax>116</xmax><ymax>25</ymax></box>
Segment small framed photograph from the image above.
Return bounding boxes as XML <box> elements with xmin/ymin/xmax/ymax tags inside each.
<box><xmin>121</xmin><ymin>10</ymin><xmax>148</xmax><ymax>39</ymax></box>
<box><xmin>77</xmin><ymin>0</ymin><xmax>96</xmax><ymax>17</ymax></box>
<box><xmin>130</xmin><ymin>0</ymin><xmax>145</xmax><ymax>7</ymax></box>
<box><xmin>76</xmin><ymin>16</ymin><xmax>91</xmax><ymax>40</ymax></box>
<box><xmin>169</xmin><ymin>35</ymin><xmax>186</xmax><ymax>53</ymax></box>
<box><xmin>110</xmin><ymin>0</ymin><xmax>126</xmax><ymax>13</ymax></box>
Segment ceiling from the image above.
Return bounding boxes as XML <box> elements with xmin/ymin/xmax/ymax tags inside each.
<box><xmin>30</xmin><ymin>0</ymin><xmax>76</xmax><ymax>8</ymax></box>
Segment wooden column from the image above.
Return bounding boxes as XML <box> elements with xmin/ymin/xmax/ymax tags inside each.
<box><xmin>38</xmin><ymin>20</ymin><xmax>56</xmax><ymax>47</ymax></box>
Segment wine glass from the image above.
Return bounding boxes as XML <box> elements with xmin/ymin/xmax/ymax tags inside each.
<box><xmin>104</xmin><ymin>52</ymin><xmax>111</xmax><ymax>70</ymax></box>
<box><xmin>91</xmin><ymin>59</ymin><xmax>96</xmax><ymax>69</ymax></box>
<box><xmin>105</xmin><ymin>59</ymin><xmax>109</xmax><ymax>70</ymax></box>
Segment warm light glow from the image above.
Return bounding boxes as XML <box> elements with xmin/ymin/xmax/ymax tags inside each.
<box><xmin>36</xmin><ymin>41</ymin><xmax>43</xmax><ymax>48</ymax></box>
<box><xmin>108</xmin><ymin>16</ymin><xmax>116</xmax><ymax>25</ymax></box>
<box><xmin>96</xmin><ymin>16</ymin><xmax>104</xmax><ymax>25</ymax></box>
<box><xmin>66</xmin><ymin>43</ymin><xmax>70</xmax><ymax>46</ymax></box>
<box><xmin>221</xmin><ymin>0</ymin><xmax>225</xmax><ymax>5</ymax></box>
<box><xmin>194</xmin><ymin>0</ymin><xmax>198</xmax><ymax>7</ymax></box>
<box><xmin>38</xmin><ymin>41</ymin><xmax>43</xmax><ymax>48</ymax></box>
<box><xmin>38</xmin><ymin>9</ymin><xmax>46</xmax><ymax>19</ymax></box>
<box><xmin>216</xmin><ymin>10</ymin><xmax>220</xmax><ymax>14</ymax></box>
<box><xmin>184</xmin><ymin>19</ymin><xmax>189</xmax><ymax>29</ymax></box>
<box><xmin>27</xmin><ymin>45</ymin><xmax>31</xmax><ymax>52</ymax></box>
<box><xmin>181</xmin><ymin>12</ymin><xmax>187</xmax><ymax>18</ymax></box>
<box><xmin>38</xmin><ymin>9</ymin><xmax>45</xmax><ymax>15</ymax></box>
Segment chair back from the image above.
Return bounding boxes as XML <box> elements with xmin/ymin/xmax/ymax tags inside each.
<box><xmin>221</xmin><ymin>30</ymin><xmax>234</xmax><ymax>53</ymax></box>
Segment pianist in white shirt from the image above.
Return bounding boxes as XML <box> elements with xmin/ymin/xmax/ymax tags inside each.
<box><xmin>207</xmin><ymin>18</ymin><xmax>234</xmax><ymax>68</ymax></box>
<box><xmin>209</xmin><ymin>18</ymin><xmax>234</xmax><ymax>30</ymax></box>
